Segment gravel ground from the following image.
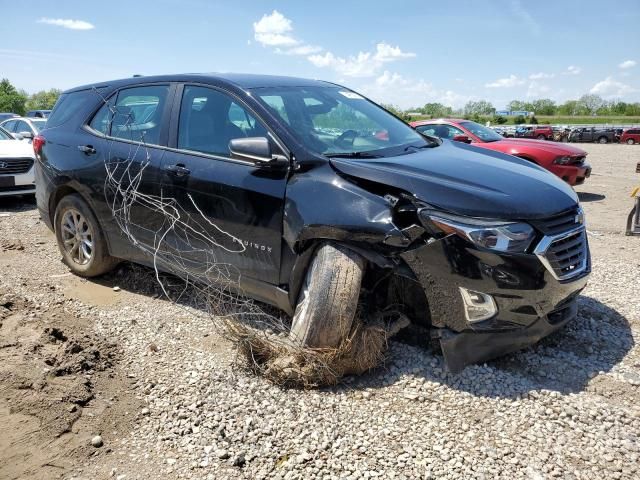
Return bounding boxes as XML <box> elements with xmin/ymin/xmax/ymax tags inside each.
<box><xmin>1</xmin><ymin>143</ymin><xmax>639</xmax><ymax>479</ymax></box>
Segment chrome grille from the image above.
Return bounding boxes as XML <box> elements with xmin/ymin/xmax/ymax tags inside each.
<box><xmin>0</xmin><ymin>157</ymin><xmax>34</xmax><ymax>175</ymax></box>
<box><xmin>534</xmin><ymin>227</ymin><xmax>588</xmax><ymax>281</ymax></box>
<box><xmin>530</xmin><ymin>207</ymin><xmax>582</xmax><ymax>235</ymax></box>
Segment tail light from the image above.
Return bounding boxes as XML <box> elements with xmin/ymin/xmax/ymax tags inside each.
<box><xmin>33</xmin><ymin>135</ymin><xmax>45</xmax><ymax>157</ymax></box>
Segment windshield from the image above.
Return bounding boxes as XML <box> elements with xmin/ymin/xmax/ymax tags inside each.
<box><xmin>0</xmin><ymin>127</ymin><xmax>13</xmax><ymax>140</ymax></box>
<box><xmin>460</xmin><ymin>121</ymin><xmax>504</xmax><ymax>142</ymax></box>
<box><xmin>253</xmin><ymin>86</ymin><xmax>432</xmax><ymax>157</ymax></box>
<box><xmin>31</xmin><ymin>119</ymin><xmax>47</xmax><ymax>132</ymax></box>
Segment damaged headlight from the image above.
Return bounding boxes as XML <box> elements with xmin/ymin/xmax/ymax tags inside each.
<box><xmin>421</xmin><ymin>211</ymin><xmax>535</xmax><ymax>253</ymax></box>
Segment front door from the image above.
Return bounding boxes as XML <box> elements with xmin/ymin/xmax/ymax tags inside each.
<box><xmin>158</xmin><ymin>84</ymin><xmax>288</xmax><ymax>286</ymax></box>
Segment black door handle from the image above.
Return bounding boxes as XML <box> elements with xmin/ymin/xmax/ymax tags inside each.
<box><xmin>77</xmin><ymin>145</ymin><xmax>96</xmax><ymax>155</ymax></box>
<box><xmin>165</xmin><ymin>164</ymin><xmax>191</xmax><ymax>177</ymax></box>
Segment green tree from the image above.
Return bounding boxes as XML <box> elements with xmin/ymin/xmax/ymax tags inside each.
<box><xmin>492</xmin><ymin>115</ymin><xmax>508</xmax><ymax>124</ymax></box>
<box><xmin>531</xmin><ymin>99</ymin><xmax>556</xmax><ymax>115</ymax></box>
<box><xmin>577</xmin><ymin>94</ymin><xmax>604</xmax><ymax>115</ymax></box>
<box><xmin>0</xmin><ymin>78</ymin><xmax>27</xmax><ymax>115</ymax></box>
<box><xmin>463</xmin><ymin>100</ymin><xmax>495</xmax><ymax>116</ymax></box>
<box><xmin>513</xmin><ymin>115</ymin><xmax>527</xmax><ymax>125</ymax></box>
<box><xmin>507</xmin><ymin>100</ymin><xmax>526</xmax><ymax>112</ymax></box>
<box><xmin>421</xmin><ymin>102</ymin><xmax>453</xmax><ymax>117</ymax></box>
<box><xmin>529</xmin><ymin>115</ymin><xmax>538</xmax><ymax>124</ymax></box>
<box><xmin>25</xmin><ymin>88</ymin><xmax>62</xmax><ymax>111</ymax></box>
<box><xmin>381</xmin><ymin>104</ymin><xmax>411</xmax><ymax>121</ymax></box>
<box><xmin>557</xmin><ymin>100</ymin><xmax>582</xmax><ymax>116</ymax></box>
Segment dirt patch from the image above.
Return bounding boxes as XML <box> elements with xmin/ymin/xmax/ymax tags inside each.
<box><xmin>0</xmin><ymin>293</ymin><xmax>137</xmax><ymax>480</ymax></box>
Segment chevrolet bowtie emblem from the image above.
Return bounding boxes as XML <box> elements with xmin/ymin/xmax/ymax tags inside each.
<box><xmin>575</xmin><ymin>209</ymin><xmax>584</xmax><ymax>224</ymax></box>
<box><xmin>0</xmin><ymin>161</ymin><xmax>8</xmax><ymax>169</ymax></box>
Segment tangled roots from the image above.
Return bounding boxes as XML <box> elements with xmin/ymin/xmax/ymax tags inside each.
<box><xmin>227</xmin><ymin>313</ymin><xmax>410</xmax><ymax>388</ymax></box>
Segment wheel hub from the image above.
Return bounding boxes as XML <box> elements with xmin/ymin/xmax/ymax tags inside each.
<box><xmin>61</xmin><ymin>209</ymin><xmax>94</xmax><ymax>265</ymax></box>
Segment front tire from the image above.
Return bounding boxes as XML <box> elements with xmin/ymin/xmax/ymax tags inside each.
<box><xmin>54</xmin><ymin>194</ymin><xmax>118</xmax><ymax>277</ymax></box>
<box><xmin>290</xmin><ymin>243</ymin><xmax>364</xmax><ymax>348</ymax></box>
<box><xmin>537</xmin><ymin>134</ymin><xmax>546</xmax><ymax>140</ymax></box>
<box><xmin>598</xmin><ymin>136</ymin><xmax>608</xmax><ymax>144</ymax></box>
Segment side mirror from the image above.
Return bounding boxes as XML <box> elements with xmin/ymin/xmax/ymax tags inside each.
<box><xmin>452</xmin><ymin>134</ymin><xmax>472</xmax><ymax>144</ymax></box>
<box><xmin>229</xmin><ymin>137</ymin><xmax>288</xmax><ymax>168</ymax></box>
<box><xmin>12</xmin><ymin>133</ymin><xmax>24</xmax><ymax>140</ymax></box>
<box><xmin>18</xmin><ymin>131</ymin><xmax>33</xmax><ymax>139</ymax></box>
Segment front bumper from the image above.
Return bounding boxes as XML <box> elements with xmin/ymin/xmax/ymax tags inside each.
<box><xmin>551</xmin><ymin>162</ymin><xmax>591</xmax><ymax>186</ymax></box>
<box><xmin>0</xmin><ymin>167</ymin><xmax>36</xmax><ymax>197</ymax></box>
<box><xmin>400</xmin><ymin>233</ymin><xmax>590</xmax><ymax>372</ymax></box>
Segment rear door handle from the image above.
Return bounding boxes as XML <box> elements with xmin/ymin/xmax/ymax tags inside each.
<box><xmin>165</xmin><ymin>164</ymin><xmax>191</xmax><ymax>177</ymax></box>
<box><xmin>77</xmin><ymin>145</ymin><xmax>96</xmax><ymax>155</ymax></box>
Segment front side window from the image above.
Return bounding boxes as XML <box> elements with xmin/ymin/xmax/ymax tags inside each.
<box><xmin>109</xmin><ymin>85</ymin><xmax>169</xmax><ymax>145</ymax></box>
<box><xmin>254</xmin><ymin>86</ymin><xmax>430</xmax><ymax>157</ymax></box>
<box><xmin>416</xmin><ymin>124</ymin><xmax>464</xmax><ymax>140</ymax></box>
<box><xmin>177</xmin><ymin>85</ymin><xmax>267</xmax><ymax>157</ymax></box>
<box><xmin>16</xmin><ymin>121</ymin><xmax>31</xmax><ymax>134</ymax></box>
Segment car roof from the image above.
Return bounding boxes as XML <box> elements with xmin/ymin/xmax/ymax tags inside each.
<box><xmin>64</xmin><ymin>73</ymin><xmax>337</xmax><ymax>94</ymax></box>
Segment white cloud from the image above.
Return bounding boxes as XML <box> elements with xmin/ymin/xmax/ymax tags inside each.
<box><xmin>589</xmin><ymin>76</ymin><xmax>637</xmax><ymax>97</ymax></box>
<box><xmin>359</xmin><ymin>70</ymin><xmax>470</xmax><ymax>109</ymax></box>
<box><xmin>529</xmin><ymin>72</ymin><xmax>555</xmax><ymax>80</ymax></box>
<box><xmin>278</xmin><ymin>44</ymin><xmax>322</xmax><ymax>56</ymax></box>
<box><xmin>526</xmin><ymin>81</ymin><xmax>551</xmax><ymax>98</ymax></box>
<box><xmin>308</xmin><ymin>43</ymin><xmax>415</xmax><ymax>77</ymax></box>
<box><xmin>564</xmin><ymin>65</ymin><xmax>582</xmax><ymax>75</ymax></box>
<box><xmin>485</xmin><ymin>74</ymin><xmax>525</xmax><ymax>88</ymax></box>
<box><xmin>619</xmin><ymin>60</ymin><xmax>637</xmax><ymax>69</ymax></box>
<box><xmin>253</xmin><ymin>10</ymin><xmax>297</xmax><ymax>47</ymax></box>
<box><xmin>37</xmin><ymin>18</ymin><xmax>94</xmax><ymax>30</ymax></box>
<box><xmin>509</xmin><ymin>0</ymin><xmax>541</xmax><ymax>36</ymax></box>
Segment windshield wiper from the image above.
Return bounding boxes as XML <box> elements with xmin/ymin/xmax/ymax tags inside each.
<box><xmin>324</xmin><ymin>151</ymin><xmax>383</xmax><ymax>159</ymax></box>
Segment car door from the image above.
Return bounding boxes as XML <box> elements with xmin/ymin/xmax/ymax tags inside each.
<box><xmin>84</xmin><ymin>83</ymin><xmax>175</xmax><ymax>261</ymax></box>
<box><xmin>158</xmin><ymin>83</ymin><xmax>289</xmax><ymax>286</ymax></box>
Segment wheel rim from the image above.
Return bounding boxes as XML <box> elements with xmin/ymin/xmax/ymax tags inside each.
<box><xmin>628</xmin><ymin>139</ymin><xmax>634</xmax><ymax>145</ymax></box>
<box><xmin>60</xmin><ymin>208</ymin><xmax>94</xmax><ymax>265</ymax></box>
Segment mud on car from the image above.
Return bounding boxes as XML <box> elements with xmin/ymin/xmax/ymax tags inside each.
<box><xmin>35</xmin><ymin>74</ymin><xmax>590</xmax><ymax>372</ymax></box>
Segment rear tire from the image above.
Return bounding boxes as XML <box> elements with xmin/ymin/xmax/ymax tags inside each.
<box><xmin>290</xmin><ymin>243</ymin><xmax>364</xmax><ymax>348</ymax></box>
<box><xmin>54</xmin><ymin>194</ymin><xmax>119</xmax><ymax>277</ymax></box>
<box><xmin>627</xmin><ymin>138</ymin><xmax>636</xmax><ymax>145</ymax></box>
<box><xmin>537</xmin><ymin>134</ymin><xmax>546</xmax><ymax>140</ymax></box>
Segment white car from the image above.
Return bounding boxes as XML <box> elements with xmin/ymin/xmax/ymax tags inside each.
<box><xmin>0</xmin><ymin>126</ymin><xmax>36</xmax><ymax>196</ymax></box>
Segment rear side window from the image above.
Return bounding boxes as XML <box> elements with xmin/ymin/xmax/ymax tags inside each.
<box><xmin>47</xmin><ymin>90</ymin><xmax>101</xmax><ymax>128</ymax></box>
<box><xmin>109</xmin><ymin>85</ymin><xmax>169</xmax><ymax>145</ymax></box>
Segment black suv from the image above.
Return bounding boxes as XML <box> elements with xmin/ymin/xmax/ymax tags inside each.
<box><xmin>35</xmin><ymin>74</ymin><xmax>590</xmax><ymax>372</ymax></box>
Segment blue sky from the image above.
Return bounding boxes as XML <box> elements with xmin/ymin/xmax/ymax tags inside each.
<box><xmin>1</xmin><ymin>0</ymin><xmax>638</xmax><ymax>109</ymax></box>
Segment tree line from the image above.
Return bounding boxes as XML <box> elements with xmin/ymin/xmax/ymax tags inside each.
<box><xmin>0</xmin><ymin>78</ymin><xmax>61</xmax><ymax>115</ymax></box>
<box><xmin>411</xmin><ymin>94</ymin><xmax>640</xmax><ymax>118</ymax></box>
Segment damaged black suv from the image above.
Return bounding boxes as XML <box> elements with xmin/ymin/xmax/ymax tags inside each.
<box><xmin>35</xmin><ymin>74</ymin><xmax>590</xmax><ymax>372</ymax></box>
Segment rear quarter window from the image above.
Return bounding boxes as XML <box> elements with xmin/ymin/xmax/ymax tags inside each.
<box><xmin>47</xmin><ymin>89</ymin><xmax>105</xmax><ymax>129</ymax></box>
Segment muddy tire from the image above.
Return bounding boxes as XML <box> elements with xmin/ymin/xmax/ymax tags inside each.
<box><xmin>54</xmin><ymin>194</ymin><xmax>119</xmax><ymax>277</ymax></box>
<box><xmin>290</xmin><ymin>243</ymin><xmax>364</xmax><ymax>348</ymax></box>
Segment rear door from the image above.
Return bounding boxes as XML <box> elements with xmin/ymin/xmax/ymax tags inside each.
<box><xmin>158</xmin><ymin>83</ymin><xmax>289</xmax><ymax>285</ymax></box>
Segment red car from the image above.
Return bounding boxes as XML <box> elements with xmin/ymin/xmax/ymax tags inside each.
<box><xmin>410</xmin><ymin>119</ymin><xmax>591</xmax><ymax>186</ymax></box>
<box><xmin>516</xmin><ymin>125</ymin><xmax>554</xmax><ymax>140</ymax></box>
<box><xmin>621</xmin><ymin>128</ymin><xmax>640</xmax><ymax>145</ymax></box>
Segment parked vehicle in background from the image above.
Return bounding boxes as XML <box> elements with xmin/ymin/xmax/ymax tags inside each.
<box><xmin>515</xmin><ymin>125</ymin><xmax>554</xmax><ymax>140</ymax></box>
<box><xmin>411</xmin><ymin>119</ymin><xmax>591</xmax><ymax>186</ymax></box>
<box><xmin>36</xmin><ymin>73</ymin><xmax>590</xmax><ymax>373</ymax></box>
<box><xmin>0</xmin><ymin>125</ymin><xmax>36</xmax><ymax>196</ymax></box>
<box><xmin>621</xmin><ymin>128</ymin><xmax>640</xmax><ymax>145</ymax></box>
<box><xmin>0</xmin><ymin>113</ymin><xmax>19</xmax><ymax>122</ymax></box>
<box><xmin>491</xmin><ymin>126</ymin><xmax>515</xmax><ymax>138</ymax></box>
<box><xmin>26</xmin><ymin>109</ymin><xmax>52</xmax><ymax>119</ymax></box>
<box><xmin>568</xmin><ymin>127</ymin><xmax>617</xmax><ymax>144</ymax></box>
<box><xmin>0</xmin><ymin>117</ymin><xmax>47</xmax><ymax>141</ymax></box>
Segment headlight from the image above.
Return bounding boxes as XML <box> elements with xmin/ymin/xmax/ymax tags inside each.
<box><xmin>554</xmin><ymin>155</ymin><xmax>572</xmax><ymax>164</ymax></box>
<box><xmin>421</xmin><ymin>211</ymin><xmax>535</xmax><ymax>253</ymax></box>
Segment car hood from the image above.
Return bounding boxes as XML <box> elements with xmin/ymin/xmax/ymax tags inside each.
<box><xmin>490</xmin><ymin>138</ymin><xmax>587</xmax><ymax>155</ymax></box>
<box><xmin>329</xmin><ymin>140</ymin><xmax>578</xmax><ymax>220</ymax></box>
<box><xmin>0</xmin><ymin>140</ymin><xmax>34</xmax><ymax>158</ymax></box>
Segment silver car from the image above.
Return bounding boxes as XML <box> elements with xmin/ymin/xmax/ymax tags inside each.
<box><xmin>0</xmin><ymin>117</ymin><xmax>47</xmax><ymax>142</ymax></box>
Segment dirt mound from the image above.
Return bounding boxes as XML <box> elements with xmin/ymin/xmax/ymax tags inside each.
<box><xmin>0</xmin><ymin>293</ymin><xmax>129</xmax><ymax>480</ymax></box>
